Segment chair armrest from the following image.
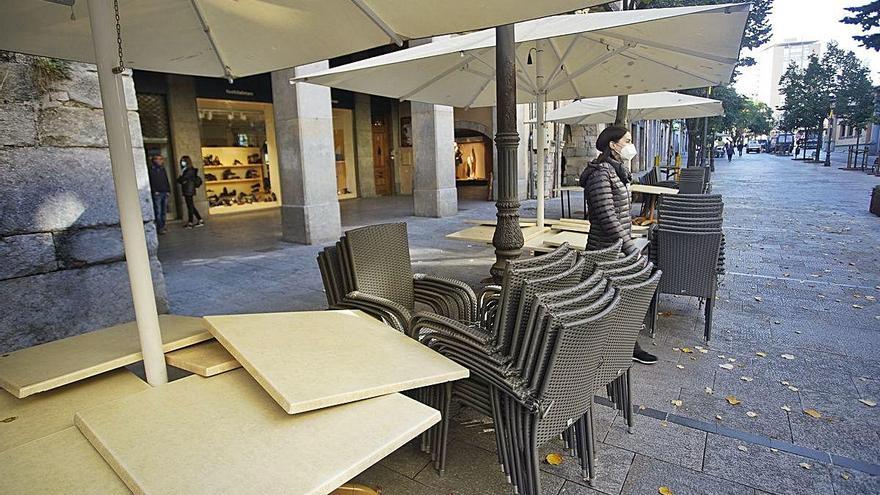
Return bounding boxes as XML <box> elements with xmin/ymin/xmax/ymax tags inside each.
<box><xmin>411</xmin><ymin>311</ymin><xmax>493</xmax><ymax>345</ymax></box>
<box><xmin>344</xmin><ymin>291</ymin><xmax>413</xmax><ymax>334</ymax></box>
<box><xmin>413</xmin><ymin>274</ymin><xmax>478</xmax><ymax>321</ymax></box>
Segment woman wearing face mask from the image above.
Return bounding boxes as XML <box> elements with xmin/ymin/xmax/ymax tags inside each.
<box><xmin>579</xmin><ymin>126</ymin><xmax>658</xmax><ymax>365</ymax></box>
<box><xmin>176</xmin><ymin>155</ymin><xmax>204</xmax><ymax>229</ymax></box>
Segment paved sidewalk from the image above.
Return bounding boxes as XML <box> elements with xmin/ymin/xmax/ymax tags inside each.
<box><xmin>159</xmin><ymin>152</ymin><xmax>880</xmax><ymax>494</ymax></box>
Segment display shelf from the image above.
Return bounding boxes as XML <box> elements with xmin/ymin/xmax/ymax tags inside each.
<box><xmin>203</xmin><ymin>164</ymin><xmax>262</xmax><ymax>169</ymax></box>
<box><xmin>205</xmin><ymin>178</ymin><xmax>262</xmax><ymax>185</ymax></box>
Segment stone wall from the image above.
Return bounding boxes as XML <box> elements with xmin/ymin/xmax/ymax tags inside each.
<box><xmin>0</xmin><ymin>52</ymin><xmax>168</xmax><ymax>353</ymax></box>
<box><xmin>562</xmin><ymin>123</ymin><xmax>601</xmax><ymax>186</ymax></box>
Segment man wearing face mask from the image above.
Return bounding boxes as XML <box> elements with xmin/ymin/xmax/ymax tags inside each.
<box><xmin>580</xmin><ymin>126</ymin><xmax>658</xmax><ymax>365</ymax></box>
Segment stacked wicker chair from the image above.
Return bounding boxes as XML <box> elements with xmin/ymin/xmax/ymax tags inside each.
<box><xmin>650</xmin><ymin>194</ymin><xmax>725</xmax><ymax>340</ymax></box>
<box><xmin>677</xmin><ymin>166</ymin><xmax>711</xmax><ymax>194</ymax></box>
<box><xmin>316</xmin><ymin>222</ymin><xmax>478</xmax><ymax>335</ymax></box>
<box><xmin>414</xmin><ymin>244</ymin><xmax>661</xmax><ymax>494</ymax></box>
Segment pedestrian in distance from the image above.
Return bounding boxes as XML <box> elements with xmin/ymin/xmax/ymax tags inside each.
<box><xmin>148</xmin><ymin>154</ymin><xmax>171</xmax><ymax>235</ymax></box>
<box><xmin>726</xmin><ymin>142</ymin><xmax>735</xmax><ymax>162</ymax></box>
<box><xmin>176</xmin><ymin>155</ymin><xmax>204</xmax><ymax>229</ymax></box>
<box><xmin>579</xmin><ymin>125</ymin><xmax>658</xmax><ymax>365</ymax></box>
<box><xmin>736</xmin><ymin>141</ymin><xmax>744</xmax><ymax>157</ymax></box>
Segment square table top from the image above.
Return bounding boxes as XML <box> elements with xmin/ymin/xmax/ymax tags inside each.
<box><xmin>630</xmin><ymin>184</ymin><xmax>679</xmax><ymax>196</ymax></box>
<box><xmin>75</xmin><ymin>370</ymin><xmax>441</xmax><ymax>495</ymax></box>
<box><xmin>0</xmin><ymin>427</ymin><xmax>129</xmax><ymax>494</ymax></box>
<box><xmin>0</xmin><ymin>314</ymin><xmax>210</xmax><ymax>398</ymax></box>
<box><xmin>543</xmin><ymin>230</ymin><xmax>588</xmax><ymax>250</ymax></box>
<box><xmin>203</xmin><ymin>310</ymin><xmax>468</xmax><ymax>414</ymax></box>
<box><xmin>164</xmin><ymin>340</ymin><xmax>241</xmax><ymax>377</ymax></box>
<box><xmin>0</xmin><ymin>368</ymin><xmax>148</xmax><ymax>453</ymax></box>
<box><xmin>446</xmin><ymin>225</ymin><xmax>549</xmax><ymax>244</ymax></box>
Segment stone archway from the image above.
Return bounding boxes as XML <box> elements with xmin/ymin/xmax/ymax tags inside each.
<box><xmin>454</xmin><ymin>120</ymin><xmax>492</xmax><ymax>140</ymax></box>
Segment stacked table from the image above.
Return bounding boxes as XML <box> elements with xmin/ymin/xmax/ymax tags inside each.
<box><xmin>0</xmin><ymin>310</ymin><xmax>468</xmax><ymax>494</ymax></box>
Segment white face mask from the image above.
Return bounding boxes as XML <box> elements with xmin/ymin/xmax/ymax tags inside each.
<box><xmin>618</xmin><ymin>143</ymin><xmax>637</xmax><ymax>161</ymax></box>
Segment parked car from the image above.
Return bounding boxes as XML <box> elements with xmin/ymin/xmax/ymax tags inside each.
<box><xmin>746</xmin><ymin>140</ymin><xmax>762</xmax><ymax>153</ymax></box>
<box><xmin>771</xmin><ymin>134</ymin><xmax>794</xmax><ymax>154</ymax></box>
<box><xmin>758</xmin><ymin>139</ymin><xmax>769</xmax><ymax>152</ymax></box>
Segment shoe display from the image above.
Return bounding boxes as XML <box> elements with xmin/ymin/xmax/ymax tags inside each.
<box><xmin>247</xmin><ymin>153</ymin><xmax>262</xmax><ymax>164</ymax></box>
<box><xmin>245</xmin><ymin>169</ymin><xmax>258</xmax><ymax>179</ymax></box>
<box><xmin>233</xmin><ymin>159</ymin><xmax>243</xmax><ymax>165</ymax></box>
<box><xmin>222</xmin><ymin>169</ymin><xmax>241</xmax><ymax>180</ymax></box>
<box><xmin>205</xmin><ymin>173</ymin><xmax>217</xmax><ymax>181</ymax></box>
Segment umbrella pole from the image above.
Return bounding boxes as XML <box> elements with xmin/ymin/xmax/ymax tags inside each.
<box><xmin>87</xmin><ymin>0</ymin><xmax>168</xmax><ymax>386</ymax></box>
<box><xmin>535</xmin><ymin>39</ymin><xmax>547</xmax><ymax>227</ymax></box>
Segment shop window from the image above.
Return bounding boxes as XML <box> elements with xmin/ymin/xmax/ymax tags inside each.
<box><xmin>197</xmin><ymin>99</ymin><xmax>280</xmax><ymax>214</ymax></box>
<box><xmin>332</xmin><ymin>108</ymin><xmax>358</xmax><ymax>199</ymax></box>
<box><xmin>454</xmin><ymin>134</ymin><xmax>493</xmax><ymax>183</ymax></box>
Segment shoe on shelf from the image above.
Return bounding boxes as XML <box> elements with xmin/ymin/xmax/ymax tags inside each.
<box><xmin>194</xmin><ymin>220</ymin><xmax>205</xmax><ymax>227</ymax></box>
<box><xmin>632</xmin><ymin>347</ymin><xmax>658</xmax><ymax>365</ymax></box>
<box><xmin>184</xmin><ymin>223</ymin><xmax>193</xmax><ymax>229</ymax></box>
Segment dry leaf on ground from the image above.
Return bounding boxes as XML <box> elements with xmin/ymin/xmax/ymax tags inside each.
<box><xmin>781</xmin><ymin>405</ymin><xmax>792</xmax><ymax>412</ymax></box>
<box><xmin>754</xmin><ymin>296</ymin><xmax>763</xmax><ymax>302</ymax></box>
<box><xmin>671</xmin><ymin>400</ymin><xmax>683</xmax><ymax>407</ymax></box>
<box><xmin>803</xmin><ymin>408</ymin><xmax>822</xmax><ymax>419</ymax></box>
<box><xmin>681</xmin><ymin>348</ymin><xmax>694</xmax><ymax>354</ymax></box>
<box><xmin>788</xmin><ymin>386</ymin><xmax>799</xmax><ymax>392</ymax></box>
<box><xmin>715</xmin><ymin>415</ymin><xmax>722</xmax><ymax>420</ymax></box>
<box><xmin>853</xmin><ymin>304</ymin><xmax>864</xmax><ymax>309</ymax></box>
<box><xmin>676</xmin><ymin>364</ymin><xmax>685</xmax><ymax>369</ymax></box>
<box><xmin>660</xmin><ymin>311</ymin><xmax>673</xmax><ymax>317</ymax></box>
<box><xmin>737</xmin><ymin>445</ymin><xmax>749</xmax><ymax>452</ymax></box>
<box><xmin>658</xmin><ymin>487</ymin><xmax>674</xmax><ymax>495</ymax></box>
<box><xmin>741</xmin><ymin>376</ymin><xmax>753</xmax><ymax>382</ymax></box>
<box><xmin>705</xmin><ymin>387</ymin><xmax>713</xmax><ymax>394</ymax></box>
<box><xmin>746</xmin><ymin>411</ymin><xmax>758</xmax><ymax>418</ymax></box>
<box><xmin>841</xmin><ymin>472</ymin><xmax>851</xmax><ymax>480</ymax></box>
<box><xmin>799</xmin><ymin>462</ymin><xmax>812</xmax><ymax>470</ymax></box>
<box><xmin>725</xmin><ymin>396</ymin><xmax>742</xmax><ymax>405</ymax></box>
<box><xmin>699</xmin><ymin>348</ymin><xmax>708</xmax><ymax>354</ymax></box>
<box><xmin>858</xmin><ymin>399</ymin><xmax>877</xmax><ymax>407</ymax></box>
<box><xmin>720</xmin><ymin>363</ymin><xmax>734</xmax><ymax>370</ymax></box>
<box><xmin>781</xmin><ymin>354</ymin><xmax>795</xmax><ymax>360</ymax></box>
<box><xmin>781</xmin><ymin>380</ymin><xmax>790</xmax><ymax>386</ymax></box>
<box><xmin>756</xmin><ymin>352</ymin><xmax>767</xmax><ymax>357</ymax></box>
<box><xmin>660</xmin><ymin>421</ymin><xmax>669</xmax><ymax>427</ymax></box>
<box><xmin>545</xmin><ymin>453</ymin><xmax>563</xmax><ymax>465</ymax></box>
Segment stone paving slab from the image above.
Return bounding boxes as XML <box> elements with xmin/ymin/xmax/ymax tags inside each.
<box><xmin>790</xmin><ymin>390</ymin><xmax>880</xmax><ymax>465</ymax></box>
<box><xmin>604</xmin><ymin>414</ymin><xmax>706</xmax><ymax>471</ymax></box>
<box><xmin>620</xmin><ymin>455</ymin><xmax>758</xmax><ymax>495</ymax></box>
<box><xmin>538</xmin><ymin>438</ymin><xmax>634</xmax><ymax>495</ymax></box>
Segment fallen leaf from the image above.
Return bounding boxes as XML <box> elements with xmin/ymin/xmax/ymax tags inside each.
<box><xmin>781</xmin><ymin>354</ymin><xmax>795</xmax><ymax>360</ymax></box>
<box><xmin>719</xmin><ymin>363</ymin><xmax>734</xmax><ymax>370</ymax></box>
<box><xmin>746</xmin><ymin>411</ymin><xmax>758</xmax><ymax>418</ymax></box>
<box><xmin>671</xmin><ymin>400</ymin><xmax>683</xmax><ymax>407</ymax></box>
<box><xmin>799</xmin><ymin>462</ymin><xmax>812</xmax><ymax>470</ymax></box>
<box><xmin>773</xmin><ymin>320</ymin><xmax>781</xmax><ymax>325</ymax></box>
<box><xmin>725</xmin><ymin>396</ymin><xmax>742</xmax><ymax>406</ymax></box>
<box><xmin>718</xmin><ymin>354</ymin><xmax>726</xmax><ymax>358</ymax></box>
<box><xmin>754</xmin><ymin>296</ymin><xmax>763</xmax><ymax>302</ymax></box>
<box><xmin>803</xmin><ymin>408</ymin><xmax>822</xmax><ymax>419</ymax></box>
<box><xmin>728</xmin><ymin>358</ymin><xmax>737</xmax><ymax>362</ymax></box>
<box><xmin>781</xmin><ymin>380</ymin><xmax>790</xmax><ymax>386</ymax></box>
<box><xmin>853</xmin><ymin>304</ymin><xmax>863</xmax><ymax>309</ymax></box>
<box><xmin>639</xmin><ymin>405</ymin><xmax>647</xmax><ymax>411</ymax></box>
<box><xmin>658</xmin><ymin>487</ymin><xmax>674</xmax><ymax>495</ymax></box>
<box><xmin>858</xmin><ymin>399</ymin><xmax>876</xmax><ymax>407</ymax></box>
<box><xmin>756</xmin><ymin>352</ymin><xmax>767</xmax><ymax>358</ymax></box>
<box><xmin>794</xmin><ymin>331</ymin><xmax>802</xmax><ymax>334</ymax></box>
<box><xmin>699</xmin><ymin>348</ymin><xmax>708</xmax><ymax>354</ymax></box>
<box><xmin>841</xmin><ymin>472</ymin><xmax>851</xmax><ymax>480</ymax></box>
<box><xmin>782</xmin><ymin>405</ymin><xmax>792</xmax><ymax>412</ymax></box>
<box><xmin>788</xmin><ymin>386</ymin><xmax>799</xmax><ymax>392</ymax></box>
<box><xmin>660</xmin><ymin>421</ymin><xmax>669</xmax><ymax>427</ymax></box>
<box><xmin>1</xmin><ymin>416</ymin><xmax>16</xmax><ymax>423</ymax></box>
<box><xmin>545</xmin><ymin>453</ymin><xmax>563</xmax><ymax>465</ymax></box>
<box><xmin>676</xmin><ymin>364</ymin><xmax>685</xmax><ymax>369</ymax></box>
<box><xmin>783</xmin><ymin>273</ymin><xmax>790</xmax><ymax>277</ymax></box>
<box><xmin>741</xmin><ymin>376</ymin><xmax>753</xmax><ymax>382</ymax></box>
<box><xmin>660</xmin><ymin>311</ymin><xmax>673</xmax><ymax>317</ymax></box>
<box><xmin>694</xmin><ymin>345</ymin><xmax>704</xmax><ymax>350</ymax></box>
<box><xmin>705</xmin><ymin>387</ymin><xmax>713</xmax><ymax>394</ymax></box>
<box><xmin>715</xmin><ymin>414</ymin><xmax>723</xmax><ymax>420</ymax></box>
<box><xmin>672</xmin><ymin>347</ymin><xmax>681</xmax><ymax>352</ymax></box>
<box><xmin>681</xmin><ymin>347</ymin><xmax>694</xmax><ymax>354</ymax></box>
<box><xmin>865</xmin><ymin>296</ymin><xmax>876</xmax><ymax>301</ymax></box>
<box><xmin>770</xmin><ymin>448</ymin><xmax>779</xmax><ymax>453</ymax></box>
<box><xmin>737</xmin><ymin>445</ymin><xmax>749</xmax><ymax>452</ymax></box>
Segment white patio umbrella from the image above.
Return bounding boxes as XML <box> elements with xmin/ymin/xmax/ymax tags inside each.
<box><xmin>298</xmin><ymin>3</ymin><xmax>750</xmax><ymax>227</ymax></box>
<box><xmin>541</xmin><ymin>91</ymin><xmax>724</xmax><ymax>125</ymax></box>
<box><xmin>0</xmin><ymin>0</ymin><xmax>602</xmax><ymax>386</ymax></box>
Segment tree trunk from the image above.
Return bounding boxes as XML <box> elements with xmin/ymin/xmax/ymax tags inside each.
<box><xmin>686</xmin><ymin>119</ymin><xmax>699</xmax><ymax>167</ymax></box>
<box><xmin>815</xmin><ymin>123</ymin><xmax>824</xmax><ymax>162</ymax></box>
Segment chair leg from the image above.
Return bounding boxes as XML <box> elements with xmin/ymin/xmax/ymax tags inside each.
<box><xmin>704</xmin><ymin>296</ymin><xmax>714</xmax><ymax>342</ymax></box>
<box><xmin>625</xmin><ymin>370</ymin><xmax>635</xmax><ymax>433</ymax></box>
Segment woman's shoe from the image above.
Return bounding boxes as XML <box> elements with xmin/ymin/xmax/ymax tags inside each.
<box><xmin>194</xmin><ymin>220</ymin><xmax>205</xmax><ymax>228</ymax></box>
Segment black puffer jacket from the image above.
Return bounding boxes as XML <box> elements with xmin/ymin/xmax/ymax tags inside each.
<box><xmin>176</xmin><ymin>166</ymin><xmax>201</xmax><ymax>197</ymax></box>
<box><xmin>580</xmin><ymin>157</ymin><xmax>636</xmax><ymax>255</ymax></box>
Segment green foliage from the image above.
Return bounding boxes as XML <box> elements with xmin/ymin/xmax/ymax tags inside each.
<box><xmin>30</xmin><ymin>57</ymin><xmax>71</xmax><ymax>94</ymax></box>
<box><xmin>842</xmin><ymin>0</ymin><xmax>880</xmax><ymax>51</ymax></box>
<box><xmin>739</xmin><ymin>99</ymin><xmax>775</xmax><ymax>135</ymax></box>
<box><xmin>830</xmin><ymin>45</ymin><xmax>876</xmax><ymax>134</ymax></box>
<box><xmin>778</xmin><ymin>54</ymin><xmax>834</xmax><ymax>132</ymax></box>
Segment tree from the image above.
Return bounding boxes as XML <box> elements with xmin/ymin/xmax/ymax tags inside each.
<box><xmin>739</xmin><ymin>99</ymin><xmax>775</xmax><ymax>136</ymax></box>
<box><xmin>778</xmin><ymin>53</ymin><xmax>835</xmax><ymax>159</ymax></box>
<box><xmin>831</xmin><ymin>45</ymin><xmax>877</xmax><ymax>152</ymax></box>
<box><xmin>842</xmin><ymin>1</ymin><xmax>880</xmax><ymax>51</ymax></box>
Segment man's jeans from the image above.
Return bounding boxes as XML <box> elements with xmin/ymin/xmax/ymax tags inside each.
<box><xmin>152</xmin><ymin>192</ymin><xmax>169</xmax><ymax>231</ymax></box>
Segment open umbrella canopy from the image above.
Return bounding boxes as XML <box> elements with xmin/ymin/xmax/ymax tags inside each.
<box><xmin>0</xmin><ymin>0</ymin><xmax>607</xmax><ymax>79</ymax></box>
<box><xmin>541</xmin><ymin>91</ymin><xmax>724</xmax><ymax>125</ymax></box>
<box><xmin>298</xmin><ymin>3</ymin><xmax>750</xmax><ymax>107</ymax></box>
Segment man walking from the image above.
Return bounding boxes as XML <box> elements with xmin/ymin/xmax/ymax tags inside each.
<box><xmin>148</xmin><ymin>154</ymin><xmax>171</xmax><ymax>234</ymax></box>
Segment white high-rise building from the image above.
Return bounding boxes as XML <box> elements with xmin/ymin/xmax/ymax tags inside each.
<box><xmin>754</xmin><ymin>39</ymin><xmax>822</xmax><ymax>114</ymax></box>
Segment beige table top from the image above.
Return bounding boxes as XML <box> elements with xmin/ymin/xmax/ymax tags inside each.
<box><xmin>0</xmin><ymin>314</ymin><xmax>210</xmax><ymax>398</ymax></box>
<box><xmin>446</xmin><ymin>225</ymin><xmax>549</xmax><ymax>244</ymax></box>
<box><xmin>463</xmin><ymin>219</ymin><xmax>537</xmax><ymax>227</ymax></box>
<box><xmin>631</xmin><ymin>184</ymin><xmax>679</xmax><ymax>195</ymax></box>
<box><xmin>204</xmin><ymin>310</ymin><xmax>468</xmax><ymax>414</ymax></box>
<box><xmin>0</xmin><ymin>368</ymin><xmax>148</xmax><ymax>453</ymax></box>
<box><xmin>165</xmin><ymin>340</ymin><xmax>241</xmax><ymax>377</ymax></box>
<box><xmin>543</xmin><ymin>231</ymin><xmax>588</xmax><ymax>250</ymax></box>
<box><xmin>0</xmin><ymin>427</ymin><xmax>129</xmax><ymax>494</ymax></box>
<box><xmin>75</xmin><ymin>370</ymin><xmax>440</xmax><ymax>495</ymax></box>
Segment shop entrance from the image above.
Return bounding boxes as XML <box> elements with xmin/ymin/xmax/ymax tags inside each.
<box><xmin>136</xmin><ymin>93</ymin><xmax>181</xmax><ymax>220</ymax></box>
<box><xmin>454</xmin><ymin>129</ymin><xmax>494</xmax><ymax>200</ymax></box>
<box><xmin>371</xmin><ymin>102</ymin><xmax>394</xmax><ymax>196</ymax></box>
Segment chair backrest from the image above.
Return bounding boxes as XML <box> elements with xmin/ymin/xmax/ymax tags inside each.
<box><xmin>657</xmin><ymin>230</ymin><xmax>722</xmax><ymax>298</ymax></box>
<box><xmin>594</xmin><ymin>271</ymin><xmax>661</xmax><ymax>388</ymax></box>
<box><xmin>508</xmin><ymin>242</ymin><xmax>571</xmax><ymax>270</ymax></box>
<box><xmin>602</xmin><ymin>256</ymin><xmax>648</xmax><ymax>279</ymax></box>
<box><xmin>658</xmin><ymin>207</ymin><xmax>723</xmax><ymax>219</ymax></box>
<box><xmin>580</xmin><ymin>239</ymin><xmax>623</xmax><ymax>276</ymax></box>
<box><xmin>609</xmin><ymin>261</ymin><xmax>654</xmax><ymax>286</ymax></box>
<box><xmin>534</xmin><ymin>292</ymin><xmax>622</xmax><ymax>445</ymax></box>
<box><xmin>659</xmin><ymin>217</ymin><xmax>723</xmax><ymax>230</ymax></box>
<box><xmin>595</xmin><ymin>248</ymin><xmax>641</xmax><ymax>271</ymax></box>
<box><xmin>677</xmin><ymin>179</ymin><xmax>706</xmax><ymax>194</ymax></box>
<box><xmin>344</xmin><ymin>223</ymin><xmax>415</xmax><ymax>310</ymax></box>
<box><xmin>317</xmin><ymin>248</ymin><xmax>341</xmax><ymax>308</ymax></box>
<box><xmin>661</xmin><ymin>194</ymin><xmax>722</xmax><ymax>205</ymax></box>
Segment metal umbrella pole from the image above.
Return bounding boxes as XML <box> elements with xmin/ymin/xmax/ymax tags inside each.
<box><xmin>535</xmin><ymin>39</ymin><xmax>547</xmax><ymax>228</ymax></box>
<box><xmin>88</xmin><ymin>0</ymin><xmax>167</xmax><ymax>386</ymax></box>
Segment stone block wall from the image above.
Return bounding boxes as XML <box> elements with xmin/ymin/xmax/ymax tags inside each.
<box><xmin>562</xmin><ymin>123</ymin><xmax>601</xmax><ymax>186</ymax></box>
<box><xmin>0</xmin><ymin>52</ymin><xmax>168</xmax><ymax>353</ymax></box>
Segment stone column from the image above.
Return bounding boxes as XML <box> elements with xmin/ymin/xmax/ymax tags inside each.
<box><xmin>271</xmin><ymin>62</ymin><xmax>341</xmax><ymax>245</ymax></box>
<box><xmin>354</xmin><ymin>94</ymin><xmax>376</xmax><ymax>197</ymax></box>
<box><xmin>165</xmin><ymin>75</ymin><xmax>207</xmax><ymax>219</ymax></box>
<box><xmin>411</xmin><ymin>102</ymin><xmax>457</xmax><ymax>217</ymax></box>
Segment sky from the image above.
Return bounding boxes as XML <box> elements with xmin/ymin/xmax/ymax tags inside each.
<box><xmin>735</xmin><ymin>0</ymin><xmax>880</xmax><ymax>97</ymax></box>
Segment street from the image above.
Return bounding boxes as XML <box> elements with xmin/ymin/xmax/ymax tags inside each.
<box><xmin>160</xmin><ymin>152</ymin><xmax>880</xmax><ymax>494</ymax></box>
